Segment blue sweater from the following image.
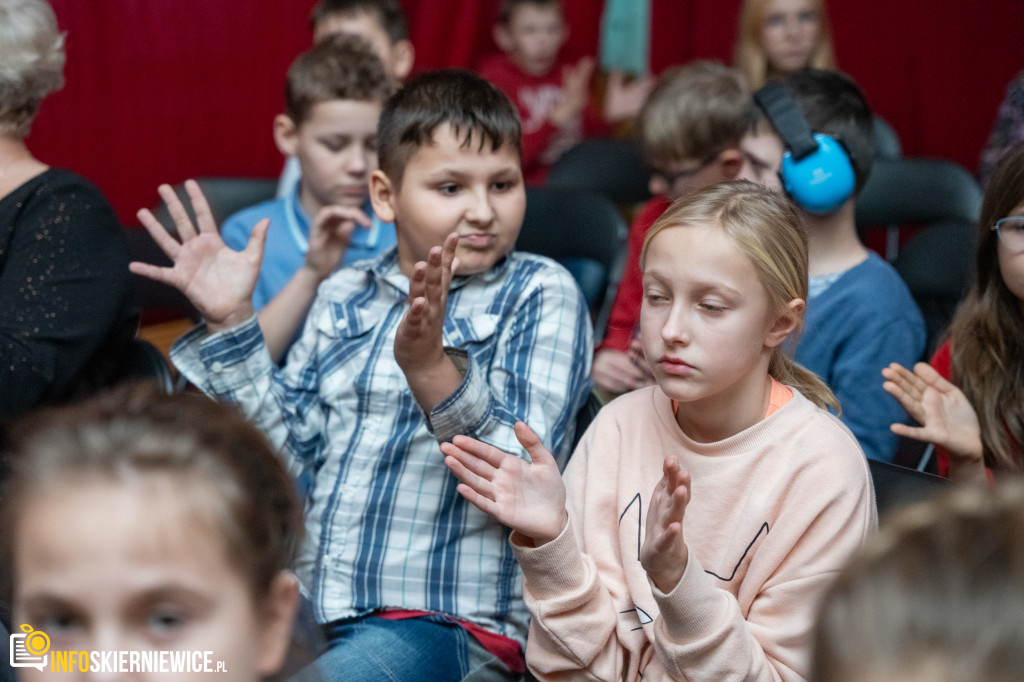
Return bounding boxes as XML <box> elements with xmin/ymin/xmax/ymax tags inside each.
<box><xmin>795</xmin><ymin>252</ymin><xmax>925</xmax><ymax>462</ymax></box>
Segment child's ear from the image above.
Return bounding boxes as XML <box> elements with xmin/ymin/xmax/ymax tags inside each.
<box><xmin>391</xmin><ymin>40</ymin><xmax>415</xmax><ymax>82</ymax></box>
<box><xmin>765</xmin><ymin>298</ymin><xmax>804</xmax><ymax>348</ymax></box>
<box><xmin>255</xmin><ymin>572</ymin><xmax>300</xmax><ymax>676</ymax></box>
<box><xmin>493</xmin><ymin>24</ymin><xmax>514</xmax><ymax>53</ymax></box>
<box><xmin>717</xmin><ymin>148</ymin><xmax>743</xmax><ymax>181</ymax></box>
<box><xmin>273</xmin><ymin>114</ymin><xmax>299</xmax><ymax>157</ymax></box>
<box><xmin>369</xmin><ymin>170</ymin><xmax>398</xmax><ymax>223</ymax></box>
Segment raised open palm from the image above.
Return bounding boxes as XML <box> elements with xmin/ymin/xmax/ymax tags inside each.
<box><xmin>442</xmin><ymin>421</ymin><xmax>568</xmax><ymax>545</ymax></box>
<box><xmin>129</xmin><ymin>180</ymin><xmax>267</xmax><ymax>330</ymax></box>
<box><xmin>882</xmin><ymin>361</ymin><xmax>983</xmax><ymax>464</ymax></box>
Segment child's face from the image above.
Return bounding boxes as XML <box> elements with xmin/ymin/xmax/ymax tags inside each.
<box><xmin>278</xmin><ymin>99</ymin><xmax>382</xmax><ymax>217</ymax></box>
<box><xmin>641</xmin><ymin>223</ymin><xmax>790</xmax><ymax>418</ymax></box>
<box><xmin>997</xmin><ymin>198</ymin><xmax>1024</xmax><ymax>310</ymax></box>
<box><xmin>760</xmin><ymin>0</ymin><xmax>821</xmax><ymax>75</ymax></box>
<box><xmin>499</xmin><ymin>4</ymin><xmax>567</xmax><ymax>76</ymax></box>
<box><xmin>737</xmin><ymin>128</ymin><xmax>784</xmax><ymax>191</ymax></box>
<box><xmin>313</xmin><ymin>11</ymin><xmax>412</xmax><ymax>84</ymax></box>
<box><xmin>370</xmin><ymin>123</ymin><xmax>525</xmax><ymax>277</ymax></box>
<box><xmin>12</xmin><ymin>476</ymin><xmax>293</xmax><ymax>682</ymax></box>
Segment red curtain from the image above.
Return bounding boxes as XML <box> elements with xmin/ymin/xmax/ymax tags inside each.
<box><xmin>30</xmin><ymin>0</ymin><xmax>1021</xmax><ymax>224</ymax></box>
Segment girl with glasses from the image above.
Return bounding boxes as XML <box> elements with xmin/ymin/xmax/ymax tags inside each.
<box><xmin>882</xmin><ymin>141</ymin><xmax>1024</xmax><ymax>482</ymax></box>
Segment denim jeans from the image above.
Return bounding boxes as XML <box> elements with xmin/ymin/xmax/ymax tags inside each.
<box><xmin>306</xmin><ymin>614</ymin><xmax>521</xmax><ymax>682</ymax></box>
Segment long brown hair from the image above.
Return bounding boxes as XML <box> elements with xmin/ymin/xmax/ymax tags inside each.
<box><xmin>640</xmin><ymin>181</ymin><xmax>839</xmax><ymax>412</ymax></box>
<box><xmin>948</xmin><ymin>142</ymin><xmax>1024</xmax><ymax>473</ymax></box>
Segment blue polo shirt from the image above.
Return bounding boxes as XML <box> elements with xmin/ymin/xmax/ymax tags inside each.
<box><xmin>221</xmin><ymin>183</ymin><xmax>396</xmax><ymax>310</ymax></box>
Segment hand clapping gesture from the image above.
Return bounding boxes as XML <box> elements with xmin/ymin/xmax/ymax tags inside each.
<box><xmin>882</xmin><ymin>362</ymin><xmax>986</xmax><ymax>481</ymax></box>
<box><xmin>130</xmin><ymin>180</ymin><xmax>266</xmax><ymax>332</ymax></box>
<box><xmin>442</xmin><ymin>421</ymin><xmax>569</xmax><ymax>546</ymax></box>
<box><xmin>640</xmin><ymin>457</ymin><xmax>691</xmax><ymax>593</ymax></box>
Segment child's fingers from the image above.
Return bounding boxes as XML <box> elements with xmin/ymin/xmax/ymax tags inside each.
<box><xmin>128</xmin><ymin>261</ymin><xmax>176</xmax><ymax>287</ymax></box>
<box><xmin>244</xmin><ymin>218</ymin><xmax>270</xmax><ymax>261</ymax></box>
<box><xmin>454</xmin><ymin>483</ymin><xmax>501</xmax><ymax>519</ymax></box>
<box><xmin>137</xmin><ymin>208</ymin><xmax>181</xmax><ymax>259</ymax></box>
<box><xmin>184</xmin><ymin>179</ymin><xmax>219</xmax><ymax>234</ymax></box>
<box><xmin>440</xmin><ymin>233</ymin><xmax>458</xmax><ymax>289</ymax></box>
<box><xmin>890</xmin><ymin>422</ymin><xmax>931</xmax><ymax>443</ymax></box>
<box><xmin>913</xmin><ymin>362</ymin><xmax>957</xmax><ymax>394</ymax></box>
<box><xmin>408</xmin><ymin>261</ymin><xmax>428</xmax><ymax>302</ymax></box>
<box><xmin>514</xmin><ymin>422</ymin><xmax>557</xmax><ymax>468</ymax></box>
<box><xmin>441</xmin><ymin>442</ymin><xmax>498</xmax><ymax>483</ymax></box>
<box><xmin>158</xmin><ymin>183</ymin><xmax>197</xmax><ymax>241</ymax></box>
<box><xmin>450</xmin><ymin>434</ymin><xmax>512</xmax><ymax>468</ymax></box>
<box><xmin>443</xmin><ymin>454</ymin><xmax>495</xmax><ymax>497</ymax></box>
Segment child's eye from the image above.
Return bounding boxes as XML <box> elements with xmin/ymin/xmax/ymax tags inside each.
<box><xmin>438</xmin><ymin>183</ymin><xmax>460</xmax><ymax>196</ymax></box>
<box><xmin>644</xmin><ymin>291</ymin><xmax>668</xmax><ymax>304</ymax></box>
<box><xmin>492</xmin><ymin>181</ymin><xmax>512</xmax><ymax>192</ymax></box>
<box><xmin>40</xmin><ymin>611</ymin><xmax>83</xmax><ymax>634</ymax></box>
<box><xmin>699</xmin><ymin>302</ymin><xmax>726</xmax><ymax>313</ymax></box>
<box><xmin>146</xmin><ymin>607</ymin><xmax>188</xmax><ymax>636</ymax></box>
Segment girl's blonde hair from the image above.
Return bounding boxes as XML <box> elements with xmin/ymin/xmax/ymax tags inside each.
<box><xmin>640</xmin><ymin>181</ymin><xmax>839</xmax><ymax>413</ymax></box>
<box><xmin>0</xmin><ymin>0</ymin><xmax>65</xmax><ymax>137</ymax></box>
<box><xmin>947</xmin><ymin>141</ymin><xmax>1024</xmax><ymax>473</ymax></box>
<box><xmin>732</xmin><ymin>0</ymin><xmax>835</xmax><ymax>91</ymax></box>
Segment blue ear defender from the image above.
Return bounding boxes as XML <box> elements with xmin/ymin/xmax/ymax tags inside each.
<box><xmin>779</xmin><ymin>133</ymin><xmax>856</xmax><ymax>214</ymax></box>
<box><xmin>754</xmin><ymin>82</ymin><xmax>857</xmax><ymax>214</ymax></box>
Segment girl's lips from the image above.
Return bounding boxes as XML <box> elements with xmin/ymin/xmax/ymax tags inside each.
<box><xmin>658</xmin><ymin>356</ymin><xmax>695</xmax><ymax>375</ymax></box>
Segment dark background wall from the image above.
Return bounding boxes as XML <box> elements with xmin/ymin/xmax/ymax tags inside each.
<box><xmin>30</xmin><ymin>0</ymin><xmax>1020</xmax><ymax>224</ymax></box>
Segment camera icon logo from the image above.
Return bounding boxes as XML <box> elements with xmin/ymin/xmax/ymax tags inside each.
<box><xmin>10</xmin><ymin>624</ymin><xmax>49</xmax><ymax>671</ymax></box>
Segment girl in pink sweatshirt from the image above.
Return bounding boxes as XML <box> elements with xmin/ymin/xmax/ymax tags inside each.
<box><xmin>443</xmin><ymin>182</ymin><xmax>876</xmax><ymax>681</ymax></box>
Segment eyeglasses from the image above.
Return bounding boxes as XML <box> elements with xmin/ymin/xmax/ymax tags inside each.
<box><xmin>650</xmin><ymin>152</ymin><xmax>721</xmax><ymax>188</ymax></box>
<box><xmin>993</xmin><ymin>217</ymin><xmax>1024</xmax><ymax>253</ymax></box>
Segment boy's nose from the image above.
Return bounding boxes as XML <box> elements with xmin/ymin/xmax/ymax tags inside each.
<box><xmin>465</xmin><ymin>189</ymin><xmax>495</xmax><ymax>225</ymax></box>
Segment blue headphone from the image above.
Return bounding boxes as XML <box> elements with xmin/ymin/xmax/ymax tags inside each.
<box><xmin>753</xmin><ymin>81</ymin><xmax>856</xmax><ymax>214</ymax></box>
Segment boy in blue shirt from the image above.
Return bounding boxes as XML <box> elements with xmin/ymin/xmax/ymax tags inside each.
<box><xmin>131</xmin><ymin>69</ymin><xmax>593</xmax><ymax>680</ymax></box>
<box><xmin>221</xmin><ymin>34</ymin><xmax>396</xmax><ymax>360</ymax></box>
<box><xmin>738</xmin><ymin>69</ymin><xmax>925</xmax><ymax>462</ymax></box>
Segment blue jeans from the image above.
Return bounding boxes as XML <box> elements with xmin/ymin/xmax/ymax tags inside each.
<box><xmin>306</xmin><ymin>614</ymin><xmax>521</xmax><ymax>682</ymax></box>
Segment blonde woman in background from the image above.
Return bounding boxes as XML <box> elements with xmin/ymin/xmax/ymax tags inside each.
<box><xmin>733</xmin><ymin>0</ymin><xmax>835</xmax><ymax>90</ymax></box>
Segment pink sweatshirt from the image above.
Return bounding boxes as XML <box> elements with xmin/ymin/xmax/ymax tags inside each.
<box><xmin>513</xmin><ymin>385</ymin><xmax>877</xmax><ymax>681</ymax></box>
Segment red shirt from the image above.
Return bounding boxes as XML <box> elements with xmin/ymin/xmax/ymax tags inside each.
<box><xmin>478</xmin><ymin>53</ymin><xmax>610</xmax><ymax>184</ymax></box>
<box><xmin>597</xmin><ymin>196</ymin><xmax>672</xmax><ymax>352</ymax></box>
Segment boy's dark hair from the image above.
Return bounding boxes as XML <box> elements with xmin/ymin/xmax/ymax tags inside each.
<box><xmin>310</xmin><ymin>0</ymin><xmax>409</xmax><ymax>43</ymax></box>
<box><xmin>499</xmin><ymin>0</ymin><xmax>562</xmax><ymax>24</ymax></box>
<box><xmin>752</xmin><ymin>69</ymin><xmax>876</xmax><ymax>194</ymax></box>
<box><xmin>285</xmin><ymin>32</ymin><xmax>393</xmax><ymax>127</ymax></box>
<box><xmin>377</xmin><ymin>69</ymin><xmax>522</xmax><ymax>188</ymax></box>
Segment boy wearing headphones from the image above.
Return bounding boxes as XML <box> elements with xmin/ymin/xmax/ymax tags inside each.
<box><xmin>742</xmin><ymin>69</ymin><xmax>925</xmax><ymax>463</ymax></box>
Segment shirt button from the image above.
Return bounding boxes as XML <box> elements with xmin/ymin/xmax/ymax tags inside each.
<box><xmin>210</xmin><ymin>361</ymin><xmax>224</xmax><ymax>373</ymax></box>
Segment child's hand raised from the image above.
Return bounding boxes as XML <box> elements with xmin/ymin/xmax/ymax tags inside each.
<box><xmin>882</xmin><ymin>362</ymin><xmax>985</xmax><ymax>478</ymax></box>
<box><xmin>550</xmin><ymin>57</ymin><xmax>594</xmax><ymax>128</ymax></box>
<box><xmin>130</xmin><ymin>180</ymin><xmax>265</xmax><ymax>332</ymax></box>
<box><xmin>640</xmin><ymin>456</ymin><xmax>691</xmax><ymax>593</ymax></box>
<box><xmin>303</xmin><ymin>205</ymin><xmax>370</xmax><ymax>281</ymax></box>
<box><xmin>394</xmin><ymin>232</ymin><xmax>458</xmax><ymax>374</ymax></box>
<box><xmin>442</xmin><ymin>421</ymin><xmax>569</xmax><ymax>546</ymax></box>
